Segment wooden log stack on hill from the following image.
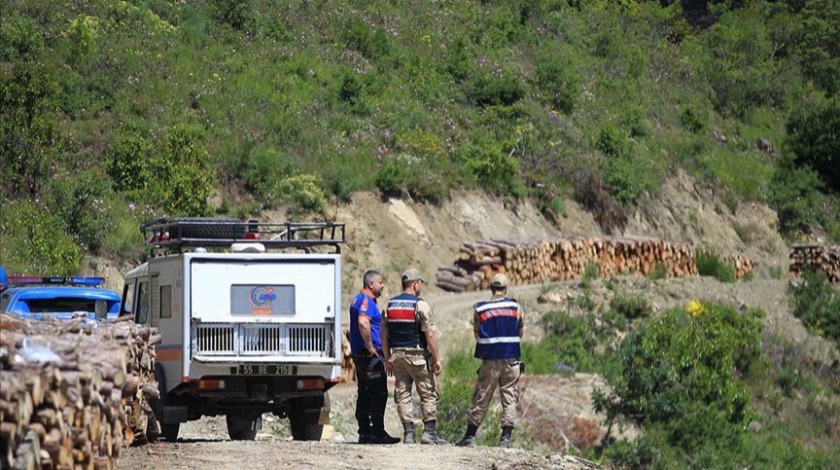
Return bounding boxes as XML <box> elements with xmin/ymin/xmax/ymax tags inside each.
<box><xmin>724</xmin><ymin>254</ymin><xmax>754</xmax><ymax>280</ymax></box>
<box><xmin>436</xmin><ymin>236</ymin><xmax>697</xmax><ymax>292</ymax></box>
<box><xmin>789</xmin><ymin>244</ymin><xmax>840</xmax><ymax>283</ymax></box>
<box><xmin>0</xmin><ymin>314</ymin><xmax>160</xmax><ymax>470</ymax></box>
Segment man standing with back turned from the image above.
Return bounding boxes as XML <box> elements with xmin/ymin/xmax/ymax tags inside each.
<box><xmin>382</xmin><ymin>269</ymin><xmax>447</xmax><ymax>445</ymax></box>
<box><xmin>349</xmin><ymin>269</ymin><xmax>400</xmax><ymax>444</ymax></box>
<box><xmin>456</xmin><ymin>273</ymin><xmax>524</xmax><ymax>448</ymax></box>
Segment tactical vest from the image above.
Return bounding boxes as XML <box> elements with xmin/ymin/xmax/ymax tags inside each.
<box><xmin>385</xmin><ymin>293</ymin><xmax>427</xmax><ymax>349</ymax></box>
<box><xmin>473</xmin><ymin>297</ymin><xmax>520</xmax><ymax>360</ymax></box>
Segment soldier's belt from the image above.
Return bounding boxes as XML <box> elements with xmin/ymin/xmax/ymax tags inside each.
<box><xmin>391</xmin><ymin>347</ymin><xmax>425</xmax><ymax>353</ymax></box>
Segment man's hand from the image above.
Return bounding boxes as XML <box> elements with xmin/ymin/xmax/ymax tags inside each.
<box><xmin>384</xmin><ymin>359</ymin><xmax>393</xmax><ymax>376</ymax></box>
<box><xmin>366</xmin><ymin>345</ymin><xmax>377</xmax><ymax>357</ymax></box>
<box><xmin>432</xmin><ymin>359</ymin><xmax>442</xmax><ymax>375</ymax></box>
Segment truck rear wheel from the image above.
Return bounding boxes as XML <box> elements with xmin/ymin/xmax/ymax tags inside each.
<box><xmin>226</xmin><ymin>413</ymin><xmax>262</xmax><ymax>441</ymax></box>
<box><xmin>151</xmin><ymin>368</ymin><xmax>180</xmax><ymax>442</ymax></box>
<box><xmin>160</xmin><ymin>422</ymin><xmax>180</xmax><ymax>442</ymax></box>
<box><xmin>289</xmin><ymin>406</ymin><xmax>323</xmax><ymax>441</ymax></box>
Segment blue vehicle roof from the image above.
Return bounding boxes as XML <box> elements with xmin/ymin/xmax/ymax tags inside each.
<box><xmin>0</xmin><ymin>285</ymin><xmax>122</xmax><ymax>322</ymax></box>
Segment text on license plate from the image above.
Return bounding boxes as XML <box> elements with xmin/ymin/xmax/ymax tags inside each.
<box><xmin>237</xmin><ymin>364</ymin><xmax>295</xmax><ymax>375</ymax></box>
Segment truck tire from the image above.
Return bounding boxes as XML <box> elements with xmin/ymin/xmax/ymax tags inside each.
<box><xmin>289</xmin><ymin>406</ymin><xmax>323</xmax><ymax>441</ymax></box>
<box><xmin>226</xmin><ymin>413</ymin><xmax>262</xmax><ymax>441</ymax></box>
<box><xmin>148</xmin><ymin>396</ymin><xmax>180</xmax><ymax>441</ymax></box>
<box><xmin>160</xmin><ymin>422</ymin><xmax>180</xmax><ymax>442</ymax></box>
<box><xmin>151</xmin><ymin>368</ymin><xmax>180</xmax><ymax>442</ymax></box>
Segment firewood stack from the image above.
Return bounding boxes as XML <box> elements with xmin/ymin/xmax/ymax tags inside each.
<box><xmin>725</xmin><ymin>254</ymin><xmax>754</xmax><ymax>280</ymax></box>
<box><xmin>0</xmin><ymin>314</ymin><xmax>161</xmax><ymax>470</ymax></box>
<box><xmin>436</xmin><ymin>237</ymin><xmax>697</xmax><ymax>292</ymax></box>
<box><xmin>789</xmin><ymin>244</ymin><xmax>840</xmax><ymax>283</ymax></box>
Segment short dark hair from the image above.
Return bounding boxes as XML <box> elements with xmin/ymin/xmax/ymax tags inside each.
<box><xmin>363</xmin><ymin>270</ymin><xmax>382</xmax><ymax>288</ymax></box>
<box><xmin>402</xmin><ymin>278</ymin><xmax>419</xmax><ymax>289</ymax></box>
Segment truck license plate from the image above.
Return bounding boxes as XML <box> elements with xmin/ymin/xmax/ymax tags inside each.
<box><xmin>237</xmin><ymin>364</ymin><xmax>294</xmax><ymax>375</ymax></box>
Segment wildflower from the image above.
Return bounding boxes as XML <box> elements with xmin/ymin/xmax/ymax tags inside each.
<box><xmin>687</xmin><ymin>300</ymin><xmax>706</xmax><ymax>317</ymax></box>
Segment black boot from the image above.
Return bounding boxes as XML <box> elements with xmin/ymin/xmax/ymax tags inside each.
<box><xmin>456</xmin><ymin>423</ymin><xmax>478</xmax><ymax>447</ymax></box>
<box><xmin>500</xmin><ymin>426</ymin><xmax>513</xmax><ymax>448</ymax></box>
<box><xmin>420</xmin><ymin>420</ymin><xmax>447</xmax><ymax>445</ymax></box>
<box><xmin>403</xmin><ymin>422</ymin><xmax>415</xmax><ymax>444</ymax></box>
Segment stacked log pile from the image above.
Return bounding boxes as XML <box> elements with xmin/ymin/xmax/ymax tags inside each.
<box><xmin>789</xmin><ymin>244</ymin><xmax>840</xmax><ymax>283</ymax></box>
<box><xmin>436</xmin><ymin>237</ymin><xmax>697</xmax><ymax>292</ymax></box>
<box><xmin>724</xmin><ymin>254</ymin><xmax>754</xmax><ymax>280</ymax></box>
<box><xmin>0</xmin><ymin>315</ymin><xmax>160</xmax><ymax>470</ymax></box>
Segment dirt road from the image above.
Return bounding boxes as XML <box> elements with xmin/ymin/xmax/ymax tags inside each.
<box><xmin>117</xmin><ymin>437</ymin><xmax>597</xmax><ymax>470</ymax></box>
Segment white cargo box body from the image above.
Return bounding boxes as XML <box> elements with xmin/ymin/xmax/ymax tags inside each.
<box><xmin>144</xmin><ymin>252</ymin><xmax>342</xmax><ymax>390</ymax></box>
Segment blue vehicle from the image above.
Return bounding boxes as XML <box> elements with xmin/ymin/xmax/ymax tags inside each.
<box><xmin>0</xmin><ymin>276</ymin><xmax>122</xmax><ymax>322</ymax></box>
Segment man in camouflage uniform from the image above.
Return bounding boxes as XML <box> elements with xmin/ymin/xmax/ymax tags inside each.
<box><xmin>382</xmin><ymin>268</ymin><xmax>447</xmax><ymax>445</ymax></box>
<box><xmin>456</xmin><ymin>273</ymin><xmax>524</xmax><ymax>448</ymax></box>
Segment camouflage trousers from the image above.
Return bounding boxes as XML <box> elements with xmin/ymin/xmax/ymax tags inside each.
<box><xmin>467</xmin><ymin>358</ymin><xmax>521</xmax><ymax>428</ymax></box>
<box><xmin>389</xmin><ymin>349</ymin><xmax>439</xmax><ymax>423</ymax></box>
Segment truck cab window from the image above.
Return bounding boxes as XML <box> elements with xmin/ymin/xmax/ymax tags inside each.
<box><xmin>136</xmin><ymin>281</ymin><xmax>149</xmax><ymax>324</ymax></box>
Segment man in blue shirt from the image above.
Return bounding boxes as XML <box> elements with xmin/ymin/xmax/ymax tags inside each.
<box><xmin>349</xmin><ymin>269</ymin><xmax>400</xmax><ymax>444</ymax></box>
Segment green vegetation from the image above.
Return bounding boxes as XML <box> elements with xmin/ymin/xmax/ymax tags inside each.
<box><xmin>789</xmin><ymin>270</ymin><xmax>840</xmax><ymax>347</ymax></box>
<box><xmin>592</xmin><ymin>301</ymin><xmax>840</xmax><ymax>469</ymax></box>
<box><xmin>1</xmin><ymin>0</ymin><xmax>839</xmax><ymax>273</ymax></box>
<box><xmin>696</xmin><ymin>250</ymin><xmax>737</xmax><ymax>282</ymax></box>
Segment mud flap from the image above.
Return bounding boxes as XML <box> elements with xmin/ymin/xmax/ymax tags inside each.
<box><xmin>163</xmin><ymin>406</ymin><xmax>188</xmax><ymax>424</ymax></box>
<box><xmin>318</xmin><ymin>392</ymin><xmax>331</xmax><ymax>425</ymax></box>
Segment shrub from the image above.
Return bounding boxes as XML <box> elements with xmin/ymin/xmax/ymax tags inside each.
<box><xmin>0</xmin><ymin>13</ymin><xmax>44</xmax><ymax>61</ymax></box>
<box><xmin>538</xmin><ymin>312</ymin><xmax>606</xmax><ymax>373</ymax></box>
<box><xmin>696</xmin><ymin>250</ymin><xmax>736</xmax><ymax>283</ymax></box>
<box><xmin>45</xmin><ymin>168</ymin><xmax>117</xmax><ymax>253</ymax></box>
<box><xmin>786</xmin><ymin>100</ymin><xmax>840</xmax><ymax>194</ymax></box>
<box><xmin>209</xmin><ymin>0</ymin><xmax>254</xmax><ymax>31</ymax></box>
<box><xmin>594</xmin><ymin>302</ymin><xmax>764</xmax><ymax>460</ymax></box>
<box><xmin>520</xmin><ymin>341</ymin><xmax>565</xmax><ymax>375</ymax></box>
<box><xmin>0</xmin><ymin>60</ymin><xmax>61</xmax><ymax>200</ymax></box>
<box><xmin>374</xmin><ymin>153</ymin><xmax>448</xmax><ymax>203</ymax></box>
<box><xmin>105</xmin><ymin>128</ymin><xmax>155</xmax><ymax>194</ymax></box>
<box><xmin>274</xmin><ymin>173</ymin><xmax>328</xmax><ymax>216</ymax></box>
<box><xmin>789</xmin><ymin>269</ymin><xmax>840</xmax><ymax>347</ymax></box>
<box><xmin>155</xmin><ymin>126</ymin><xmax>215</xmax><ymax>216</ymax></box>
<box><xmin>468</xmin><ymin>71</ymin><xmax>526</xmax><ymax>107</ymax></box>
<box><xmin>0</xmin><ymin>200</ymin><xmax>83</xmax><ymax>274</ymax></box>
<box><xmin>609</xmin><ymin>293</ymin><xmax>652</xmax><ymax>320</ymax></box>
<box><xmin>242</xmin><ymin>146</ymin><xmax>293</xmax><ymax>203</ymax></box>
<box><xmin>533</xmin><ymin>55</ymin><xmax>579</xmax><ymax>114</ymax></box>
<box><xmin>680</xmin><ymin>104</ymin><xmax>708</xmax><ymax>133</ymax></box>
<box><xmin>454</xmin><ymin>140</ymin><xmax>522</xmax><ymax>196</ymax></box>
<box><xmin>603</xmin><ymin>155</ymin><xmax>657</xmax><ymax>206</ymax></box>
<box><xmin>596</xmin><ymin>122</ymin><xmax>629</xmax><ymax>158</ymax></box>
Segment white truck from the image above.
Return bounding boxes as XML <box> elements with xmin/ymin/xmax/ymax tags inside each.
<box><xmin>121</xmin><ymin>218</ymin><xmax>344</xmax><ymax>441</ymax></box>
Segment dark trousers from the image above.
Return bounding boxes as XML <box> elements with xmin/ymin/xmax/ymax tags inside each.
<box><xmin>353</xmin><ymin>352</ymin><xmax>388</xmax><ymax>435</ymax></box>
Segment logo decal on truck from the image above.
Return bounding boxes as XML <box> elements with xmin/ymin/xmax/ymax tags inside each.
<box><xmin>231</xmin><ymin>284</ymin><xmax>295</xmax><ymax>316</ymax></box>
<box><xmin>249</xmin><ymin>286</ymin><xmax>277</xmax><ymax>314</ymax></box>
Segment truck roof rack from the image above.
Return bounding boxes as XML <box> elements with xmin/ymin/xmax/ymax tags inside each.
<box><xmin>141</xmin><ymin>218</ymin><xmax>345</xmax><ymax>254</ymax></box>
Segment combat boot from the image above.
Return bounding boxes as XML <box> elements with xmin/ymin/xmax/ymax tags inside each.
<box><xmin>403</xmin><ymin>422</ymin><xmax>415</xmax><ymax>444</ymax></box>
<box><xmin>455</xmin><ymin>423</ymin><xmax>478</xmax><ymax>447</ymax></box>
<box><xmin>420</xmin><ymin>420</ymin><xmax>447</xmax><ymax>445</ymax></box>
<box><xmin>500</xmin><ymin>425</ymin><xmax>513</xmax><ymax>448</ymax></box>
